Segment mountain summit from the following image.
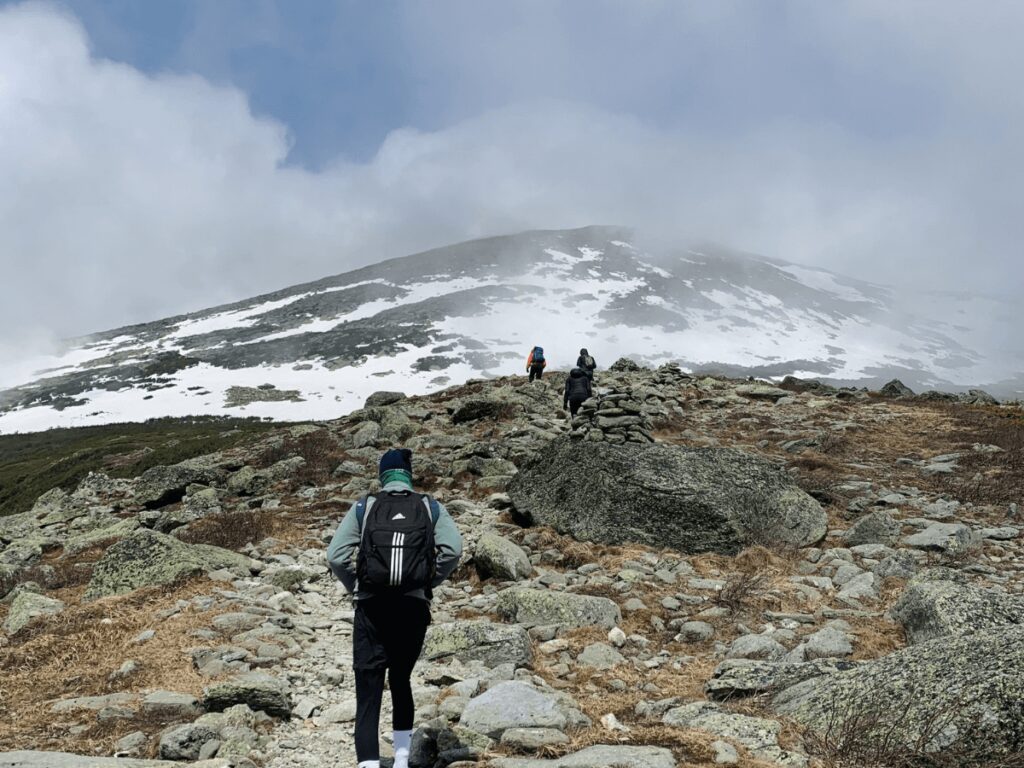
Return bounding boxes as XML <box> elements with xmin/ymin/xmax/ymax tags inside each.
<box><xmin>0</xmin><ymin>226</ymin><xmax>1018</xmax><ymax>432</ymax></box>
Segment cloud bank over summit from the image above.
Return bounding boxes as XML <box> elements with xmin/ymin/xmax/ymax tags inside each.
<box><xmin>1</xmin><ymin>1</ymin><xmax>1022</xmax><ymax>352</ymax></box>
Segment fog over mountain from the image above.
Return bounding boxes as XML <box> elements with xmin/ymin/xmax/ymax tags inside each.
<box><xmin>1</xmin><ymin>1</ymin><xmax>1023</xmax><ymax>370</ymax></box>
<box><xmin>1</xmin><ymin>227</ymin><xmax>1019</xmax><ymax>434</ymax></box>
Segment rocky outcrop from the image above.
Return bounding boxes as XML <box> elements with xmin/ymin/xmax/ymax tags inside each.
<box><xmin>422</xmin><ymin>621</ymin><xmax>534</xmax><ymax>668</ymax></box>
<box><xmin>2</xmin><ymin>591</ymin><xmax>65</xmax><ymax>635</ymax></box>
<box><xmin>891</xmin><ymin>578</ymin><xmax>1024</xmax><ymax>644</ymax></box>
<box><xmin>496</xmin><ymin>587</ymin><xmax>621</xmax><ymax>629</ymax></box>
<box><xmin>705</xmin><ymin>658</ymin><xmax>859</xmax><ymax>700</ymax></box>
<box><xmin>773</xmin><ymin>627</ymin><xmax>1024</xmax><ymax>758</ymax></box>
<box><xmin>134</xmin><ymin>460</ymin><xmax>227</xmax><ymax>509</ymax></box>
<box><xmin>203</xmin><ymin>672</ymin><xmax>292</xmax><ymax>718</ymax></box>
<box><xmin>84</xmin><ymin>529</ymin><xmax>255</xmax><ymax>600</ymax></box>
<box><xmin>509</xmin><ymin>438</ymin><xmax>826</xmax><ymax>554</ymax></box>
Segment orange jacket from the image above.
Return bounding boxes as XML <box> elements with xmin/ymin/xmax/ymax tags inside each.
<box><xmin>526</xmin><ymin>349</ymin><xmax>547</xmax><ymax>370</ymax></box>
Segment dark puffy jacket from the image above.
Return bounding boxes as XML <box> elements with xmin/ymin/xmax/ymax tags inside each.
<box><xmin>564</xmin><ymin>368</ymin><xmax>592</xmax><ymax>405</ymax></box>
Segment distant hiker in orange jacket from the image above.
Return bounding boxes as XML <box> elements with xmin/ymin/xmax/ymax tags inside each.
<box><xmin>526</xmin><ymin>346</ymin><xmax>546</xmax><ymax>381</ymax></box>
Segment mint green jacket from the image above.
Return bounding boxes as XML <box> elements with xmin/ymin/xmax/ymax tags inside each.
<box><xmin>325</xmin><ymin>480</ymin><xmax>462</xmax><ymax>601</ymax></box>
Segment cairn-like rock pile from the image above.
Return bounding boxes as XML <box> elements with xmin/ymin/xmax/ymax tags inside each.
<box><xmin>569</xmin><ymin>389</ymin><xmax>653</xmax><ymax>444</ymax></box>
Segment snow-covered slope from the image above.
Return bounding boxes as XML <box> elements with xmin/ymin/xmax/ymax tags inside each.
<box><xmin>1</xmin><ymin>226</ymin><xmax>1019</xmax><ymax>432</ymax></box>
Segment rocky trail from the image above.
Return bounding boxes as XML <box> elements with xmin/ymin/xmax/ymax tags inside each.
<box><xmin>1</xmin><ymin>363</ymin><xmax>1023</xmax><ymax>767</ymax></box>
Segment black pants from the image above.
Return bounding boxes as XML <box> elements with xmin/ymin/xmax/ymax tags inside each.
<box><xmin>567</xmin><ymin>397</ymin><xmax>586</xmax><ymax>416</ymax></box>
<box><xmin>529</xmin><ymin>365</ymin><xmax>544</xmax><ymax>381</ymax></box>
<box><xmin>353</xmin><ymin>596</ymin><xmax>431</xmax><ymax>762</ymax></box>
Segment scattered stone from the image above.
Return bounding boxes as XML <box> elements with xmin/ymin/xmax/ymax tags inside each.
<box><xmin>203</xmin><ymin>672</ymin><xmax>292</xmax><ymax>718</ymax></box>
<box><xmin>474</xmin><ymin>533</ymin><xmax>533</xmax><ymax>581</ymax></box>
<box><xmin>422</xmin><ymin>621</ymin><xmax>534</xmax><ymax>667</ymax></box>
<box><xmin>496</xmin><ymin>587</ymin><xmax>621</xmax><ymax>629</ymax></box>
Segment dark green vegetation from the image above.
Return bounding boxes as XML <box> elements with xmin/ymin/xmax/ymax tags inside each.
<box><xmin>0</xmin><ymin>417</ymin><xmax>286</xmax><ymax>517</ymax></box>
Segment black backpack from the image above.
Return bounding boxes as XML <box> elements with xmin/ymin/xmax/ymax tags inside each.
<box><xmin>356</xmin><ymin>492</ymin><xmax>438</xmax><ymax>594</ymax></box>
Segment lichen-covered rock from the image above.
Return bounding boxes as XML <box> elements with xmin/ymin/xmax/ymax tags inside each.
<box><xmin>64</xmin><ymin>518</ymin><xmax>139</xmax><ymax>555</ymax></box>
<box><xmin>451</xmin><ymin>398</ymin><xmax>507</xmax><ymax>424</ymax></box>
<box><xmin>2</xmin><ymin>591</ymin><xmax>65</xmax><ymax>634</ymax></box>
<box><xmin>663</xmin><ymin>701</ymin><xmax>807</xmax><ymax>766</ymax></box>
<box><xmin>134</xmin><ymin>460</ymin><xmax>227</xmax><ymax>509</ymax></box>
<box><xmin>891</xmin><ymin>578</ymin><xmax>1024</xmax><ymax>644</ymax></box>
<box><xmin>903</xmin><ymin>522</ymin><xmax>976</xmax><ymax>553</ymax></box>
<box><xmin>203</xmin><ymin>672</ymin><xmax>292</xmax><ymax>718</ymax></box>
<box><xmin>705</xmin><ymin>658</ymin><xmax>859</xmax><ymax>700</ymax></box>
<box><xmin>844</xmin><ymin>510</ymin><xmax>901</xmax><ymax>546</ymax></box>
<box><xmin>84</xmin><ymin>529</ymin><xmax>255</xmax><ymax>600</ymax></box>
<box><xmin>773</xmin><ymin>627</ymin><xmax>1024</xmax><ymax>758</ymax></box>
<box><xmin>226</xmin><ymin>466</ymin><xmax>270</xmax><ymax>496</ymax></box>
<box><xmin>364</xmin><ymin>391</ymin><xmax>406</xmax><ymax>407</ymax></box>
<box><xmin>509</xmin><ymin>439</ymin><xmax>825</xmax><ymax>554</ymax></box>
<box><xmin>488</xmin><ymin>745</ymin><xmax>676</xmax><ymax>768</ymax></box>
<box><xmin>0</xmin><ymin>752</ymin><xmax>232</xmax><ymax>767</ymax></box>
<box><xmin>459</xmin><ymin>682</ymin><xmax>574</xmax><ymax>739</ymax></box>
<box><xmin>158</xmin><ymin>723</ymin><xmax>219</xmax><ymax>761</ymax></box>
<box><xmin>473</xmin><ymin>532</ymin><xmax>533</xmax><ymax>581</ymax></box>
<box><xmin>496</xmin><ymin>587</ymin><xmax>621</xmax><ymax>629</ymax></box>
<box><xmin>422</xmin><ymin>620</ymin><xmax>533</xmax><ymax>667</ymax></box>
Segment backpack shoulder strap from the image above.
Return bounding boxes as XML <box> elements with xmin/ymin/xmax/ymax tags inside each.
<box><xmin>421</xmin><ymin>495</ymin><xmax>441</xmax><ymax>526</ymax></box>
<box><xmin>355</xmin><ymin>494</ymin><xmax>376</xmax><ymax>530</ymax></box>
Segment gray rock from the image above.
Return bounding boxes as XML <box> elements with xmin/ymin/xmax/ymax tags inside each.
<box><xmin>880</xmin><ymin>379</ymin><xmax>914</xmax><ymax>398</ymax></box>
<box><xmin>903</xmin><ymin>522</ymin><xmax>976</xmax><ymax>553</ymax></box>
<box><xmin>677</xmin><ymin>620</ymin><xmax>715</xmax><ymax>642</ymax></box>
<box><xmin>451</xmin><ymin>398</ymin><xmax>507</xmax><ymax>424</ymax></box>
<box><xmin>664</xmin><ymin>701</ymin><xmax>807</xmax><ymax>766</ymax></box>
<box><xmin>141</xmin><ymin>690</ymin><xmax>202</xmax><ymax>719</ymax></box>
<box><xmin>488</xmin><ymin>745</ymin><xmax>676</xmax><ymax>768</ymax></box>
<box><xmin>891</xmin><ymin>578</ymin><xmax>1024</xmax><ymax>644</ymax></box>
<box><xmin>226</xmin><ymin>466</ymin><xmax>271</xmax><ymax>496</ymax></box>
<box><xmin>496</xmin><ymin>587</ymin><xmax>621</xmax><ymax>629</ymax></box>
<box><xmin>459</xmin><ymin>682</ymin><xmax>569</xmax><ymax>738</ymax></box>
<box><xmin>2</xmin><ymin>591</ymin><xmax>65</xmax><ymax>635</ymax></box>
<box><xmin>474</xmin><ymin>533</ymin><xmax>533</xmax><ymax>581</ymax></box>
<box><xmin>134</xmin><ymin>460</ymin><xmax>226</xmax><ymax>509</ymax></box>
<box><xmin>577</xmin><ymin>642</ymin><xmax>625</xmax><ymax>670</ymax></box>
<box><xmin>85</xmin><ymin>529</ymin><xmax>255</xmax><ymax>600</ymax></box>
<box><xmin>364</xmin><ymin>391</ymin><xmax>406</xmax><ymax>407</ymax></box>
<box><xmin>802</xmin><ymin>627</ymin><xmax>853</xmax><ymax>659</ymax></box>
<box><xmin>844</xmin><ymin>511</ymin><xmax>901</xmax><ymax>546</ymax></box>
<box><xmin>774</xmin><ymin>627</ymin><xmax>1024</xmax><ymax>758</ymax></box>
<box><xmin>726</xmin><ymin>634</ymin><xmax>786</xmax><ymax>661</ymax></box>
<box><xmin>158</xmin><ymin>723</ymin><xmax>219</xmax><ymax>760</ymax></box>
<box><xmin>422</xmin><ymin>620</ymin><xmax>534</xmax><ymax>668</ymax></box>
<box><xmin>203</xmin><ymin>672</ymin><xmax>292</xmax><ymax>718</ymax></box>
<box><xmin>508</xmin><ymin>439</ymin><xmax>825</xmax><ymax>555</ymax></box>
<box><xmin>499</xmin><ymin>728</ymin><xmax>570</xmax><ymax>750</ymax></box>
<box><xmin>705</xmin><ymin>658</ymin><xmax>859</xmax><ymax>700</ymax></box>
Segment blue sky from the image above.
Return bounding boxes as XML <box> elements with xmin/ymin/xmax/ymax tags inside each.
<box><xmin>0</xmin><ymin>0</ymin><xmax>1022</xmax><ymax>345</ymax></box>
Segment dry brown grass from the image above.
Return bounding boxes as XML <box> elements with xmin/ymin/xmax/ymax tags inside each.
<box><xmin>176</xmin><ymin>507</ymin><xmax>283</xmax><ymax>550</ymax></box>
<box><xmin>0</xmin><ymin>578</ymin><xmax>227</xmax><ymax>753</ymax></box>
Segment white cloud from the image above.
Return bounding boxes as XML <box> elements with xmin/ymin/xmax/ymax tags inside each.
<box><xmin>0</xmin><ymin>0</ymin><xmax>1021</xmax><ymax>359</ymax></box>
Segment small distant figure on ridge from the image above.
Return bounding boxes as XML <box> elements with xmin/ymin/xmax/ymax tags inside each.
<box><xmin>563</xmin><ymin>366</ymin><xmax>593</xmax><ymax>416</ymax></box>
<box><xmin>576</xmin><ymin>347</ymin><xmax>597</xmax><ymax>381</ymax></box>
<box><xmin>526</xmin><ymin>345</ymin><xmax>546</xmax><ymax>381</ymax></box>
<box><xmin>326</xmin><ymin>448</ymin><xmax>463</xmax><ymax>768</ymax></box>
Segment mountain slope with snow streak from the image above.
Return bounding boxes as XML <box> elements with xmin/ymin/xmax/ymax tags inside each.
<box><xmin>1</xmin><ymin>226</ymin><xmax>1019</xmax><ymax>432</ymax></box>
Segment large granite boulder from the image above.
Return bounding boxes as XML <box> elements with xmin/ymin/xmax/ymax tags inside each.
<box><xmin>773</xmin><ymin>627</ymin><xmax>1024</xmax><ymax>758</ymax></box>
<box><xmin>508</xmin><ymin>439</ymin><xmax>826</xmax><ymax>554</ymax></box>
<box><xmin>422</xmin><ymin>621</ymin><xmax>534</xmax><ymax>668</ymax></box>
<box><xmin>496</xmin><ymin>587</ymin><xmax>621</xmax><ymax>629</ymax></box>
<box><xmin>891</xmin><ymin>578</ymin><xmax>1024</xmax><ymax>644</ymax></box>
<box><xmin>84</xmin><ymin>529</ymin><xmax>255</xmax><ymax>600</ymax></box>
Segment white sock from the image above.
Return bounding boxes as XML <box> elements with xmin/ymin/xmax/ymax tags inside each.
<box><xmin>393</xmin><ymin>729</ymin><xmax>412</xmax><ymax>768</ymax></box>
<box><xmin>357</xmin><ymin>761</ymin><xmax>379</xmax><ymax>768</ymax></box>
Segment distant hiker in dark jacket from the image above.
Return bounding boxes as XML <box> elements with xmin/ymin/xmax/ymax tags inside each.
<box><xmin>526</xmin><ymin>345</ymin><xmax>546</xmax><ymax>381</ymax></box>
<box><xmin>576</xmin><ymin>348</ymin><xmax>597</xmax><ymax>380</ymax></box>
<box><xmin>327</xmin><ymin>448</ymin><xmax>463</xmax><ymax>768</ymax></box>
<box><xmin>563</xmin><ymin>367</ymin><xmax>593</xmax><ymax>416</ymax></box>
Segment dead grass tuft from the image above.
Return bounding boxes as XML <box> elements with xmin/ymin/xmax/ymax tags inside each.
<box><xmin>176</xmin><ymin>507</ymin><xmax>282</xmax><ymax>550</ymax></box>
<box><xmin>0</xmin><ymin>578</ymin><xmax>226</xmax><ymax>753</ymax></box>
